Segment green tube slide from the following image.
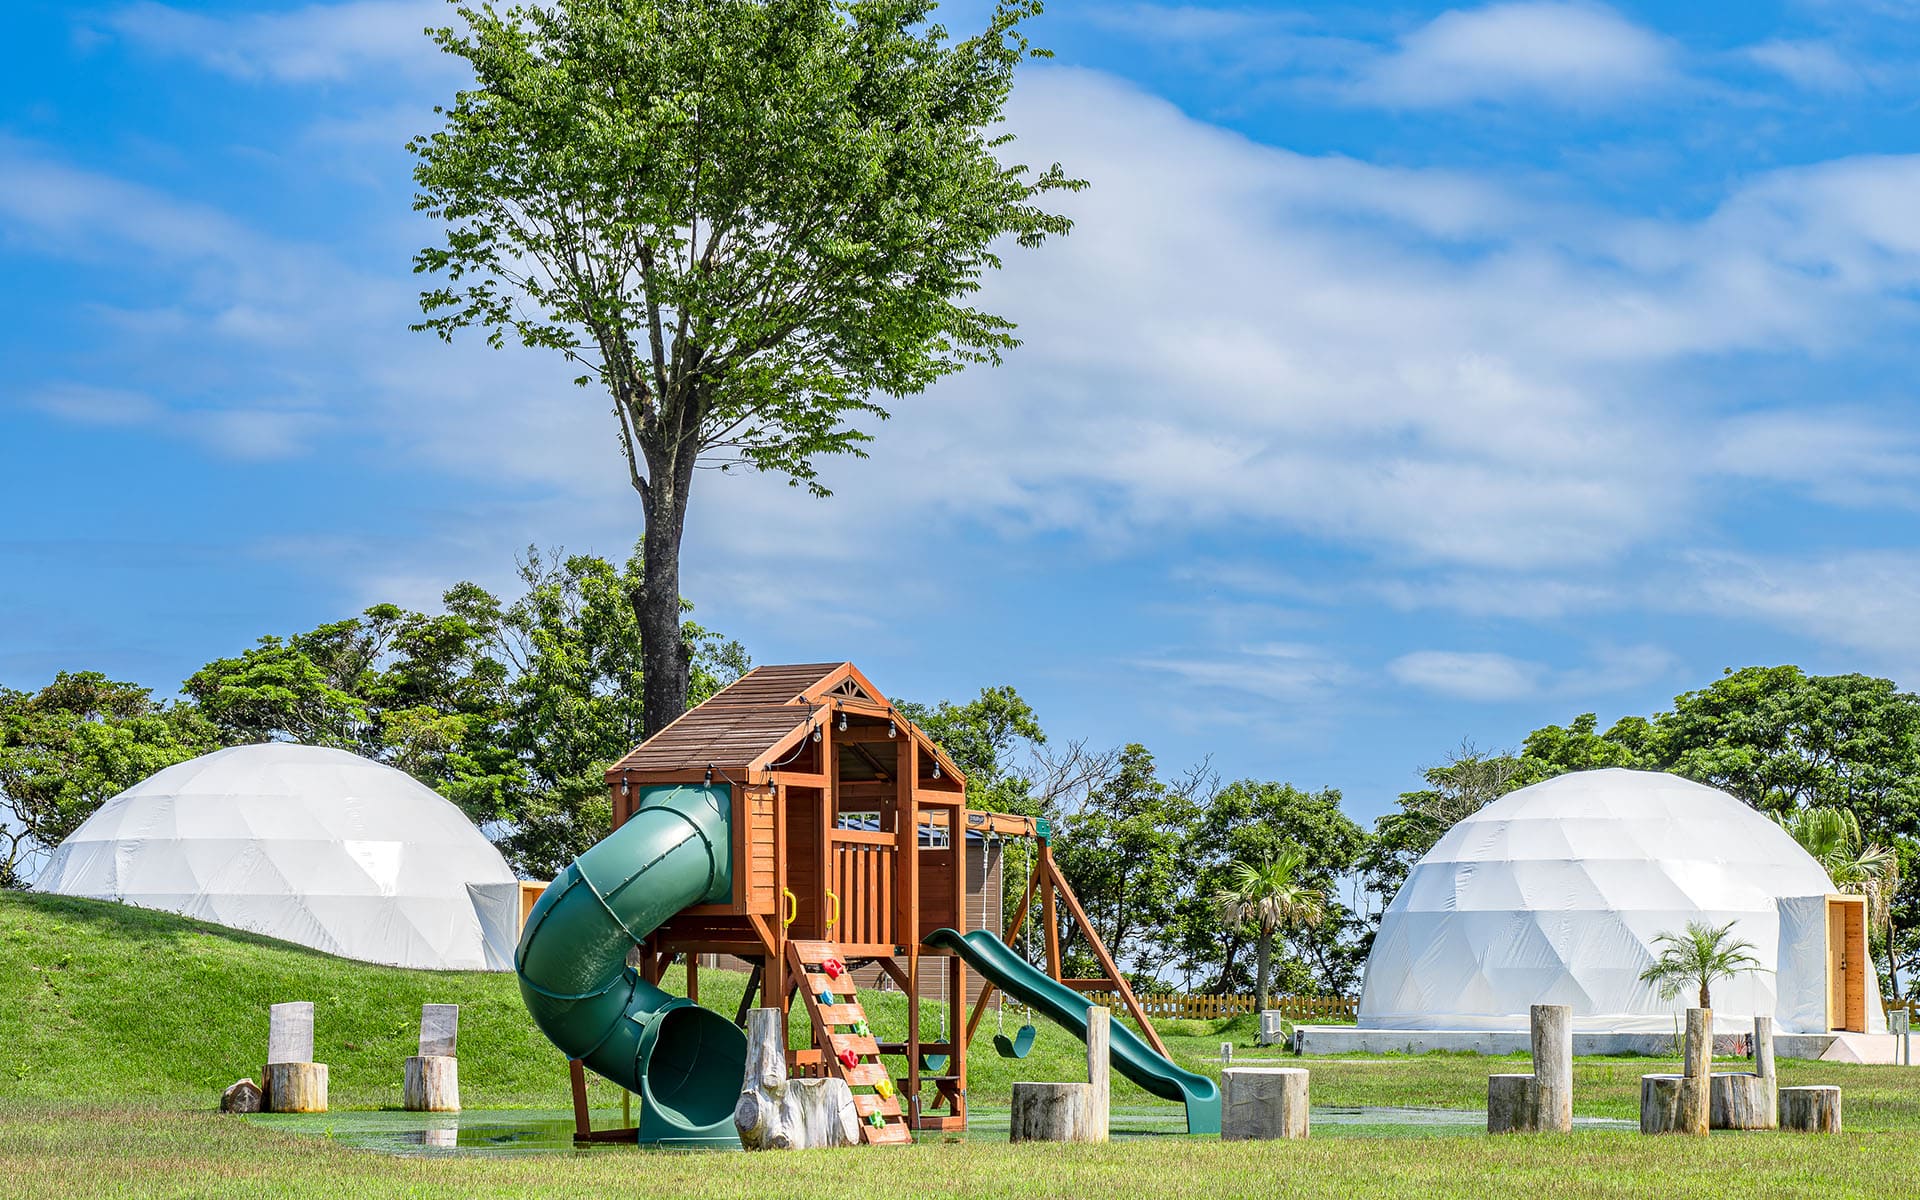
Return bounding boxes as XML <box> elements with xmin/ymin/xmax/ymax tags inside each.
<box><xmin>515</xmin><ymin>783</ymin><xmax>745</xmax><ymax>1146</ymax></box>
<box><xmin>924</xmin><ymin>927</ymin><xmax>1222</xmax><ymax>1135</ymax></box>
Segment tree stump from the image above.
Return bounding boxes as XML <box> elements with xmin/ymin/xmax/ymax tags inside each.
<box><xmin>1709</xmin><ymin>1016</ymin><xmax>1777</xmax><ymax>1130</ymax></box>
<box><xmin>1709</xmin><ymin>1073</ymin><xmax>1774</xmax><ymax>1130</ymax></box>
<box><xmin>1641</xmin><ymin>1007</ymin><xmax>1711</xmax><ymax>1135</ymax></box>
<box><xmin>220</xmin><ymin>1079</ymin><xmax>263</xmax><ymax>1113</ymax></box>
<box><xmin>1010</xmin><ymin>1082</ymin><xmax>1094</xmax><ymax>1142</ymax></box>
<box><xmin>1223</xmin><ymin>1068</ymin><xmax>1309</xmax><ymax>1140</ymax></box>
<box><xmin>262</xmin><ymin>1062</ymin><xmax>328</xmax><ymax>1113</ymax></box>
<box><xmin>404</xmin><ymin>1055</ymin><xmax>460</xmax><ymax>1112</ymax></box>
<box><xmin>1779</xmin><ymin>1086</ymin><xmax>1842</xmax><ymax>1133</ymax></box>
<box><xmin>1488</xmin><ymin>1074</ymin><xmax>1541</xmax><ymax>1134</ymax></box>
<box><xmin>1530</xmin><ymin>1004</ymin><xmax>1572</xmax><ymax>1133</ymax></box>
<box><xmin>733</xmin><ymin>1009</ymin><xmax>857</xmax><ymax>1150</ymax></box>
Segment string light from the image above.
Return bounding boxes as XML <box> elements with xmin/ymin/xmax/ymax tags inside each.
<box><xmin>812</xmin><ymin>724</ymin><xmax>822</xmax><ymax>743</ymax></box>
<box><xmin>932</xmin><ymin>763</ymin><xmax>941</xmax><ymax>780</ymax></box>
<box><xmin>704</xmin><ymin>764</ymin><xmax>713</xmax><ymax>787</ymax></box>
<box><xmin>888</xmin><ymin>719</ymin><xmax>897</xmax><ymax>739</ymax></box>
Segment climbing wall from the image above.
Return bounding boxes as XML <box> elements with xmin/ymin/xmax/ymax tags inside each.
<box><xmin>787</xmin><ymin>940</ymin><xmax>912</xmax><ymax>1145</ymax></box>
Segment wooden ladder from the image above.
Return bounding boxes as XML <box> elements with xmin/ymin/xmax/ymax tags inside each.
<box><xmin>787</xmin><ymin>939</ymin><xmax>912</xmax><ymax>1146</ymax></box>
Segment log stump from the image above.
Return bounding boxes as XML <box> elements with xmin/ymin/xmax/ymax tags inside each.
<box><xmin>1010</xmin><ymin>1082</ymin><xmax>1094</xmax><ymax>1143</ymax></box>
<box><xmin>1223</xmin><ymin>1068</ymin><xmax>1309</xmax><ymax>1140</ymax></box>
<box><xmin>1640</xmin><ymin>1075</ymin><xmax>1710</xmax><ymax>1135</ymax></box>
<box><xmin>220</xmin><ymin>1078</ymin><xmax>263</xmax><ymax>1113</ymax></box>
<box><xmin>1488</xmin><ymin>1074</ymin><xmax>1542</xmax><ymax>1134</ymax></box>
<box><xmin>1779</xmin><ymin>1086</ymin><xmax>1842</xmax><ymax>1133</ymax></box>
<box><xmin>1709</xmin><ymin>1073</ymin><xmax>1775</xmax><ymax>1130</ymax></box>
<box><xmin>733</xmin><ymin>1009</ymin><xmax>857</xmax><ymax>1150</ymax></box>
<box><xmin>1641</xmin><ymin>1008</ymin><xmax>1710</xmax><ymax>1135</ymax></box>
<box><xmin>1530</xmin><ymin>1004</ymin><xmax>1572</xmax><ymax>1133</ymax></box>
<box><xmin>262</xmin><ymin>1061</ymin><xmax>328</xmax><ymax>1113</ymax></box>
<box><xmin>404</xmin><ymin>1055</ymin><xmax>460</xmax><ymax>1112</ymax></box>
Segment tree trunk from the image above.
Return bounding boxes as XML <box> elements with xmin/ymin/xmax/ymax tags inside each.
<box><xmin>1010</xmin><ymin>1083</ymin><xmax>1093</xmax><ymax>1142</ymax></box>
<box><xmin>634</xmin><ymin>444</ymin><xmax>697</xmax><ymax>739</ymax></box>
<box><xmin>404</xmin><ymin>1055</ymin><xmax>459</xmax><ymax>1112</ymax></box>
<box><xmin>1699</xmin><ymin>981</ymin><xmax>1711</xmax><ymax>1009</ymax></box>
<box><xmin>1255</xmin><ymin>934</ymin><xmax>1272</xmax><ymax>1012</ymax></box>
<box><xmin>1778</xmin><ymin>1086</ymin><xmax>1841</xmax><ymax>1133</ymax></box>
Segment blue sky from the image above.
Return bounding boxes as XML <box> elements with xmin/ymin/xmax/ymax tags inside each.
<box><xmin>5</xmin><ymin>0</ymin><xmax>1920</xmax><ymax>834</ymax></box>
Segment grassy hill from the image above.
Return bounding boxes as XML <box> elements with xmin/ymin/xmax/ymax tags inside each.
<box><xmin>0</xmin><ymin>892</ymin><xmax>1229</xmax><ymax>1111</ymax></box>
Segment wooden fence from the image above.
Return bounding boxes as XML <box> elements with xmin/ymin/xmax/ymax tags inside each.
<box><xmin>1080</xmin><ymin>991</ymin><xmax>1357</xmax><ymax>1022</ymax></box>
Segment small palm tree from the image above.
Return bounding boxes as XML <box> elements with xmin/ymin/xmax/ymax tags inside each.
<box><xmin>1779</xmin><ymin>807</ymin><xmax>1902</xmax><ymax>984</ymax></box>
<box><xmin>1639</xmin><ymin>919</ymin><xmax>1765</xmax><ymax>1009</ymax></box>
<box><xmin>1212</xmin><ymin>848</ymin><xmax>1326</xmax><ymax>1012</ymax></box>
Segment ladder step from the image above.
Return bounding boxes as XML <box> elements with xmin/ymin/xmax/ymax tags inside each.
<box><xmin>789</xmin><ymin>941</ymin><xmax>840</xmax><ymax>965</ymax></box>
<box><xmin>852</xmin><ymin>1092</ymin><xmax>902</xmax><ymax>1117</ymax></box>
<box><xmin>862</xmin><ymin>1122</ymin><xmax>913</xmax><ymax>1145</ymax></box>
<box><xmin>816</xmin><ymin>1004</ymin><xmax>864</xmax><ymax>1026</ymax></box>
<box><xmin>842</xmin><ymin>1062</ymin><xmax>890</xmax><ymax>1086</ymax></box>
<box><xmin>829</xmin><ymin>1034</ymin><xmax>880</xmax><ymax>1057</ymax></box>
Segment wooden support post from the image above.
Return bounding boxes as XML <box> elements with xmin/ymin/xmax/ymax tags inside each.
<box><xmin>896</xmin><ymin>734</ymin><xmax>920</xmax><ymax>1119</ymax></box>
<box><xmin>1754</xmin><ymin>1014</ymin><xmax>1776</xmax><ymax>1080</ymax></box>
<box><xmin>735</xmin><ymin>961</ymin><xmax>764</xmax><ymax>1028</ymax></box>
<box><xmin>1085</xmin><ymin>1006</ymin><xmax>1110</xmax><ymax>1143</ymax></box>
<box><xmin>1779</xmin><ymin>1086</ymin><xmax>1842</xmax><ymax>1133</ymax></box>
<box><xmin>949</xmin><ymin>954</ymin><xmax>969</xmax><ymax>1126</ymax></box>
<box><xmin>686</xmin><ymin>953</ymin><xmax>700</xmax><ymax>1002</ymax></box>
<box><xmin>1043</xmin><ymin>850</ymin><xmax>1170</xmax><ymax>1059</ymax></box>
<box><xmin>1040</xmin><ymin>843</ymin><xmax>1062</xmax><ymax>982</ymax></box>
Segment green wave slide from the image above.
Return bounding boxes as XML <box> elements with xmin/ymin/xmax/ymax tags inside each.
<box><xmin>514</xmin><ymin>783</ymin><xmax>747</xmax><ymax>1146</ymax></box>
<box><xmin>922</xmin><ymin>927</ymin><xmax>1222</xmax><ymax>1135</ymax></box>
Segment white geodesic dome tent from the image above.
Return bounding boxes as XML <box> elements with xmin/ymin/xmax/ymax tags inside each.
<box><xmin>36</xmin><ymin>744</ymin><xmax>521</xmax><ymax>971</ymax></box>
<box><xmin>1358</xmin><ymin>768</ymin><xmax>1885</xmax><ymax>1035</ymax></box>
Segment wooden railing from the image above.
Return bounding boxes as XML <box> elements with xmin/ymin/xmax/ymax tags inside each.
<box><xmin>828</xmin><ymin>831</ymin><xmax>895</xmax><ymax>948</ymax></box>
<box><xmin>1079</xmin><ymin>991</ymin><xmax>1358</xmax><ymax>1022</ymax></box>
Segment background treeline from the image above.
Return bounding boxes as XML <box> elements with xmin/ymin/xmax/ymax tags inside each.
<box><xmin>5</xmin><ymin>556</ymin><xmax>1919</xmax><ymax>1000</ymax></box>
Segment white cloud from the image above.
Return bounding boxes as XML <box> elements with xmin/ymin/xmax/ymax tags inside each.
<box><xmin>1137</xmin><ymin>642</ymin><xmax>1355</xmax><ymax>703</ymax></box>
<box><xmin>1353</xmin><ymin>2</ymin><xmax>1676</xmax><ymax>108</ymax></box>
<box><xmin>25</xmin><ymin>384</ymin><xmax>161</xmax><ymax>427</ymax></box>
<box><xmin>1743</xmin><ymin>39</ymin><xmax>1874</xmax><ymax>93</ymax></box>
<box><xmin>1389</xmin><ymin>650</ymin><xmax>1544</xmax><ymax>700</ymax></box>
<box><xmin>1388</xmin><ymin>643</ymin><xmax>1672</xmax><ymax>702</ymax></box>
<box><xmin>100</xmin><ymin>0</ymin><xmax>451</xmax><ymax>85</ymax></box>
<box><xmin>1677</xmin><ymin>552</ymin><xmax>1920</xmax><ymax>673</ymax></box>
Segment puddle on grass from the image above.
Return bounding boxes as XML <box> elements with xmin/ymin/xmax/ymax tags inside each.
<box><xmin>259</xmin><ymin>1104</ymin><xmax>1633</xmax><ymax>1157</ymax></box>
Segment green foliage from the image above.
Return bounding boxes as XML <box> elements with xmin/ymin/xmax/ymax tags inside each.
<box><xmin>1051</xmin><ymin>744</ymin><xmax>1199</xmax><ymax>978</ymax></box>
<box><xmin>898</xmin><ymin>686</ymin><xmax>1046</xmax><ymax>817</ymax></box>
<box><xmin>10</xmin><ymin>544</ymin><xmax>744</xmax><ymax>883</ymax></box>
<box><xmin>1176</xmin><ymin>780</ymin><xmax>1365</xmax><ymax>995</ymax></box>
<box><xmin>1209</xmin><ymin>848</ymin><xmax>1327</xmax><ymax>1011</ymax></box>
<box><xmin>1637</xmin><ymin>919</ymin><xmax>1765</xmax><ymax>1009</ymax></box>
<box><xmin>411</xmin><ymin>0</ymin><xmax>1082</xmax><ymax>491</ymax></box>
<box><xmin>0</xmin><ymin>674</ymin><xmax>217</xmax><ymax>886</ymax></box>
<box><xmin>490</xmin><ymin>545</ymin><xmax>747</xmax><ymax>877</ymax></box>
<box><xmin>410</xmin><ymin>0</ymin><xmax>1083</xmax><ymax>730</ymax></box>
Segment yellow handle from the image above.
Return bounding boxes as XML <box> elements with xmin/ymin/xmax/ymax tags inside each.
<box><xmin>826</xmin><ymin>890</ymin><xmax>841</xmax><ymax>931</ymax></box>
<box><xmin>782</xmin><ymin>888</ymin><xmax>798</xmax><ymax>928</ymax></box>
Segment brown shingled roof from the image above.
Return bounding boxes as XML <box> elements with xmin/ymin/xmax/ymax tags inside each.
<box><xmin>607</xmin><ymin>662</ymin><xmax>964</xmax><ymax>782</ymax></box>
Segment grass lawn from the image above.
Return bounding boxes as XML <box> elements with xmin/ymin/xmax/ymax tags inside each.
<box><xmin>6</xmin><ymin>892</ymin><xmax>1920</xmax><ymax>1197</ymax></box>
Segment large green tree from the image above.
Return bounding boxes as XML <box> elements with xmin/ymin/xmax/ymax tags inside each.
<box><xmin>0</xmin><ymin>674</ymin><xmax>218</xmax><ymax>886</ymax></box>
<box><xmin>410</xmin><ymin>0</ymin><xmax>1083</xmax><ymax>737</ymax></box>
<box><xmin>1051</xmin><ymin>743</ymin><xmax>1199</xmax><ymax>979</ymax></box>
<box><xmin>1175</xmin><ymin>779</ymin><xmax>1365</xmax><ymax>995</ymax></box>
